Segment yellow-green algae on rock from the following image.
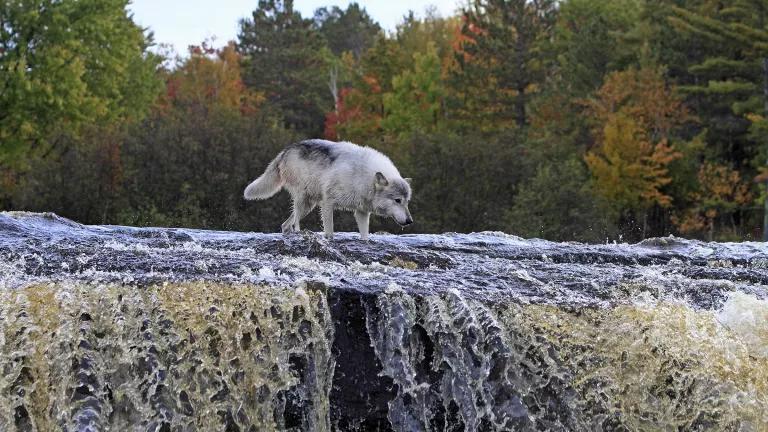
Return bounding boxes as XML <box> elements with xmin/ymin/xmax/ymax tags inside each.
<box><xmin>0</xmin><ymin>282</ymin><xmax>334</xmax><ymax>432</ymax></box>
<box><xmin>2</xmin><ymin>281</ymin><xmax>768</xmax><ymax>431</ymax></box>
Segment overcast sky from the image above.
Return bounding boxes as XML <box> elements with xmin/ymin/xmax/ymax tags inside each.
<box><xmin>128</xmin><ymin>1</ymin><xmax>462</xmax><ymax>55</ymax></box>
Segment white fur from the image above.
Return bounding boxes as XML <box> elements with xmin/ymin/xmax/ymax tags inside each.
<box><xmin>244</xmin><ymin>140</ymin><xmax>413</xmax><ymax>240</ymax></box>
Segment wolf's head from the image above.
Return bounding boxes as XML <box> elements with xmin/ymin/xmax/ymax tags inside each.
<box><xmin>372</xmin><ymin>172</ymin><xmax>413</xmax><ymax>226</ymax></box>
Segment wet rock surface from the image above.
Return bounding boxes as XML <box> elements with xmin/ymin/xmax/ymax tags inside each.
<box><xmin>1</xmin><ymin>212</ymin><xmax>767</xmax><ymax>431</ymax></box>
<box><xmin>2</xmin><ymin>211</ymin><xmax>767</xmax><ymax>308</ymax></box>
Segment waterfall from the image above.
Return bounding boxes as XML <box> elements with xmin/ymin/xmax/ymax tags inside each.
<box><xmin>1</xmin><ymin>212</ymin><xmax>766</xmax><ymax>431</ymax></box>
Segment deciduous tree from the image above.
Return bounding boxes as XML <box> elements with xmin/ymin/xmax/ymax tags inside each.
<box><xmin>382</xmin><ymin>43</ymin><xmax>446</xmax><ymax>136</ymax></box>
<box><xmin>673</xmin><ymin>163</ymin><xmax>752</xmax><ymax>240</ymax></box>
<box><xmin>584</xmin><ymin>66</ymin><xmax>689</xmax><ymax>236</ymax></box>
<box><xmin>0</xmin><ymin>0</ymin><xmax>161</xmax><ymax>170</ymax></box>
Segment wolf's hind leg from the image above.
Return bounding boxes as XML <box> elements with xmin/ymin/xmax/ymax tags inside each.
<box><xmin>354</xmin><ymin>210</ymin><xmax>370</xmax><ymax>241</ymax></box>
<box><xmin>281</xmin><ymin>215</ymin><xmax>296</xmax><ymax>233</ymax></box>
<box><xmin>281</xmin><ymin>194</ymin><xmax>314</xmax><ymax>233</ymax></box>
<box><xmin>292</xmin><ymin>196</ymin><xmax>317</xmax><ymax>231</ymax></box>
<box><xmin>320</xmin><ymin>201</ymin><xmax>334</xmax><ymax>240</ymax></box>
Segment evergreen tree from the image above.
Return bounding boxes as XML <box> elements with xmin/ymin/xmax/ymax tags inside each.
<box><xmin>551</xmin><ymin>0</ymin><xmax>641</xmax><ymax>97</ymax></box>
<box><xmin>669</xmin><ymin>0</ymin><xmax>768</xmax><ymax>237</ymax></box>
<box><xmin>238</xmin><ymin>0</ymin><xmax>331</xmax><ymax>136</ymax></box>
<box><xmin>667</xmin><ymin>0</ymin><xmax>766</xmax><ymax>163</ymax></box>
<box><xmin>314</xmin><ymin>3</ymin><xmax>381</xmax><ymax>58</ymax></box>
<box><xmin>507</xmin><ymin>158</ymin><xmax>613</xmax><ymax>242</ymax></box>
<box><xmin>452</xmin><ymin>0</ymin><xmax>557</xmax><ymax>129</ymax></box>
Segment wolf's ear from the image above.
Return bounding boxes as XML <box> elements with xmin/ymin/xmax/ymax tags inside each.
<box><xmin>403</xmin><ymin>178</ymin><xmax>412</xmax><ymax>185</ymax></box>
<box><xmin>375</xmin><ymin>172</ymin><xmax>389</xmax><ymax>188</ymax></box>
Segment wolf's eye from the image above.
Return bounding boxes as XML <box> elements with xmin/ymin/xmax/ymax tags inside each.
<box><xmin>395</xmin><ymin>198</ymin><xmax>402</xmax><ymax>204</ymax></box>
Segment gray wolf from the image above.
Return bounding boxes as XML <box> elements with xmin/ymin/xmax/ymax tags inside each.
<box><xmin>244</xmin><ymin>139</ymin><xmax>413</xmax><ymax>240</ymax></box>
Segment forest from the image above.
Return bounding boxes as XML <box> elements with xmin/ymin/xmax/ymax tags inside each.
<box><xmin>1</xmin><ymin>0</ymin><xmax>767</xmax><ymax>242</ymax></box>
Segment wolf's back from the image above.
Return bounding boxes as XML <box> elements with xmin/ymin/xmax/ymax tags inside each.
<box><xmin>244</xmin><ymin>154</ymin><xmax>284</xmax><ymax>200</ymax></box>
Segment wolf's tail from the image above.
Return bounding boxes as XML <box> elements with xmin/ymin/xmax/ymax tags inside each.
<box><xmin>244</xmin><ymin>155</ymin><xmax>284</xmax><ymax>200</ymax></box>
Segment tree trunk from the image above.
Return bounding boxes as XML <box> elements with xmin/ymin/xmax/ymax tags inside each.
<box><xmin>328</xmin><ymin>66</ymin><xmax>340</xmax><ymax>140</ymax></box>
<box><xmin>515</xmin><ymin>86</ymin><xmax>527</xmax><ymax>128</ymax></box>
<box><xmin>763</xmin><ymin>57</ymin><xmax>768</xmax><ymax>241</ymax></box>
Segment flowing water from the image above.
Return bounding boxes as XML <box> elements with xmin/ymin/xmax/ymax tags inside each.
<box><xmin>0</xmin><ymin>212</ymin><xmax>767</xmax><ymax>431</ymax></box>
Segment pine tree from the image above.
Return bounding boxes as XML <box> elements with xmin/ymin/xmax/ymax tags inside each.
<box><xmin>313</xmin><ymin>3</ymin><xmax>381</xmax><ymax>59</ymax></box>
<box><xmin>669</xmin><ymin>0</ymin><xmax>768</xmax><ymax>238</ymax></box>
<box><xmin>551</xmin><ymin>0</ymin><xmax>641</xmax><ymax>97</ymax></box>
<box><xmin>452</xmin><ymin>0</ymin><xmax>557</xmax><ymax>129</ymax></box>
<box><xmin>238</xmin><ymin>0</ymin><xmax>331</xmax><ymax>136</ymax></box>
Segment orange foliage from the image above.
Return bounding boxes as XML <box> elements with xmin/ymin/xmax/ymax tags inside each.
<box><xmin>323</xmin><ymin>80</ymin><xmax>382</xmax><ymax>142</ymax></box>
<box><xmin>362</xmin><ymin>75</ymin><xmax>381</xmax><ymax>94</ymax></box>
<box><xmin>160</xmin><ymin>41</ymin><xmax>263</xmax><ymax>115</ymax></box>
<box><xmin>673</xmin><ymin>163</ymin><xmax>752</xmax><ymax>237</ymax></box>
<box><xmin>585</xmin><ymin>66</ymin><xmax>693</xmax><ymax>143</ymax></box>
<box><xmin>451</xmin><ymin>14</ymin><xmax>484</xmax><ymax>65</ymax></box>
<box><xmin>324</xmin><ymin>87</ymin><xmax>361</xmax><ymax>140</ymax></box>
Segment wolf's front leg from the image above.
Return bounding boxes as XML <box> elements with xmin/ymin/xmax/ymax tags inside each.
<box><xmin>354</xmin><ymin>210</ymin><xmax>370</xmax><ymax>241</ymax></box>
<box><xmin>321</xmin><ymin>201</ymin><xmax>334</xmax><ymax>240</ymax></box>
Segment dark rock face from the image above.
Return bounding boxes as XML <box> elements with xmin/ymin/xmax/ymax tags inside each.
<box><xmin>1</xmin><ymin>212</ymin><xmax>767</xmax><ymax>431</ymax></box>
<box><xmin>328</xmin><ymin>290</ymin><xmax>394</xmax><ymax>431</ymax></box>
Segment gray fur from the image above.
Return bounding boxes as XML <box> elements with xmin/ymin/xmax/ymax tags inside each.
<box><xmin>244</xmin><ymin>139</ymin><xmax>413</xmax><ymax>240</ymax></box>
<box><xmin>287</xmin><ymin>139</ymin><xmax>338</xmax><ymax>164</ymax></box>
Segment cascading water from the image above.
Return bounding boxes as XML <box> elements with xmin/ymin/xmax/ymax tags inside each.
<box><xmin>0</xmin><ymin>212</ymin><xmax>766</xmax><ymax>431</ymax></box>
<box><xmin>367</xmin><ymin>287</ymin><xmax>768</xmax><ymax>431</ymax></box>
<box><xmin>0</xmin><ymin>282</ymin><xmax>333</xmax><ymax>432</ymax></box>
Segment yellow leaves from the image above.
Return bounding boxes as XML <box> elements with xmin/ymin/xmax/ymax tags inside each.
<box><xmin>746</xmin><ymin>113</ymin><xmax>764</xmax><ymax>124</ymax></box>
<box><xmin>584</xmin><ymin>66</ymin><xmax>689</xmax><ymax>215</ymax></box>
<box><xmin>643</xmin><ymin>139</ymin><xmax>682</xmax><ymax>207</ymax></box>
<box><xmin>585</xmin><ymin>114</ymin><xmax>681</xmax><ymax>211</ymax></box>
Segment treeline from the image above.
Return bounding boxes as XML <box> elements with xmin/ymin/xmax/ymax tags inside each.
<box><xmin>2</xmin><ymin>0</ymin><xmax>767</xmax><ymax>241</ymax></box>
